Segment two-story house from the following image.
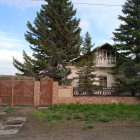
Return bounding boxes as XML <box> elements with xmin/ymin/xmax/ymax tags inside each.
<box><xmin>66</xmin><ymin>43</ymin><xmax>116</xmax><ymax>87</ymax></box>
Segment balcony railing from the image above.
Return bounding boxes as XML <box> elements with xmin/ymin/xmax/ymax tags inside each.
<box><xmin>95</xmin><ymin>57</ymin><xmax>116</xmax><ymax>67</ymax></box>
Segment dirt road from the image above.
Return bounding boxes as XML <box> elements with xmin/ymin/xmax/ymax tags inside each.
<box><xmin>0</xmin><ymin>107</ymin><xmax>140</xmax><ymax>140</ymax></box>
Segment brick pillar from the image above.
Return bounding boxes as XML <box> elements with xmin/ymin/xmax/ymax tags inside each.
<box><xmin>52</xmin><ymin>82</ymin><xmax>58</xmax><ymax>105</ymax></box>
<box><xmin>34</xmin><ymin>81</ymin><xmax>40</xmax><ymax>106</ymax></box>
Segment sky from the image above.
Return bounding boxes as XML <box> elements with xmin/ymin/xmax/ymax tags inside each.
<box><xmin>0</xmin><ymin>0</ymin><xmax>126</xmax><ymax>75</ymax></box>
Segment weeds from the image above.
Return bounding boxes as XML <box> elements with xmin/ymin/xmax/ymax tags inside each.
<box><xmin>87</xmin><ymin>125</ymin><xmax>94</xmax><ymax>129</ymax></box>
<box><xmin>31</xmin><ymin>103</ymin><xmax>140</xmax><ymax>126</ymax></box>
<box><xmin>74</xmin><ymin>115</ymin><xmax>82</xmax><ymax>120</ymax></box>
<box><xmin>81</xmin><ymin>125</ymin><xmax>94</xmax><ymax>130</ymax></box>
<box><xmin>98</xmin><ymin>118</ymin><xmax>110</xmax><ymax>123</ymax></box>
<box><xmin>0</xmin><ymin>105</ymin><xmax>8</xmax><ymax>107</ymax></box>
<box><xmin>4</xmin><ymin>107</ymin><xmax>15</xmax><ymax>113</ymax></box>
<box><xmin>66</xmin><ymin>117</ymin><xmax>71</xmax><ymax>120</ymax></box>
<box><xmin>81</xmin><ymin>126</ymin><xmax>88</xmax><ymax>130</ymax></box>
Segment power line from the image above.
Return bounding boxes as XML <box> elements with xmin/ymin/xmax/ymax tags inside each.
<box><xmin>32</xmin><ymin>0</ymin><xmax>122</xmax><ymax>7</ymax></box>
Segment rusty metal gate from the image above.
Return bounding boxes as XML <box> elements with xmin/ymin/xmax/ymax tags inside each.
<box><xmin>40</xmin><ymin>76</ymin><xmax>53</xmax><ymax>106</ymax></box>
<box><xmin>0</xmin><ymin>76</ymin><xmax>12</xmax><ymax>105</ymax></box>
<box><xmin>0</xmin><ymin>76</ymin><xmax>35</xmax><ymax>105</ymax></box>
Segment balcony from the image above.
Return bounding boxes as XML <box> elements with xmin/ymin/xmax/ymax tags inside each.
<box><xmin>95</xmin><ymin>57</ymin><xmax>116</xmax><ymax>67</ymax></box>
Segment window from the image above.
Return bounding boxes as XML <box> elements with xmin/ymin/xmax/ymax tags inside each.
<box><xmin>99</xmin><ymin>76</ymin><xmax>107</xmax><ymax>87</ymax></box>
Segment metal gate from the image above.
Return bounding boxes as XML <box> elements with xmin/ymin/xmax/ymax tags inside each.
<box><xmin>0</xmin><ymin>76</ymin><xmax>35</xmax><ymax>105</ymax></box>
<box><xmin>40</xmin><ymin>76</ymin><xmax>53</xmax><ymax>106</ymax></box>
<box><xmin>0</xmin><ymin>76</ymin><xmax>12</xmax><ymax>105</ymax></box>
<box><xmin>13</xmin><ymin>76</ymin><xmax>35</xmax><ymax>105</ymax></box>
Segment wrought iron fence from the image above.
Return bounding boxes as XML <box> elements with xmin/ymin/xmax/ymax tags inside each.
<box><xmin>73</xmin><ymin>87</ymin><xmax>140</xmax><ymax>97</ymax></box>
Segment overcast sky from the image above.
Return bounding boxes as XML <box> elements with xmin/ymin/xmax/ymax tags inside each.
<box><xmin>0</xmin><ymin>0</ymin><xmax>126</xmax><ymax>75</ymax></box>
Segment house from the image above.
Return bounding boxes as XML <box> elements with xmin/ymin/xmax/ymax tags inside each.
<box><xmin>66</xmin><ymin>43</ymin><xmax>116</xmax><ymax>87</ymax></box>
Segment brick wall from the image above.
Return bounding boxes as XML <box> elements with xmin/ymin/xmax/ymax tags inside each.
<box><xmin>34</xmin><ymin>81</ymin><xmax>40</xmax><ymax>106</ymax></box>
<box><xmin>52</xmin><ymin>82</ymin><xmax>140</xmax><ymax>105</ymax></box>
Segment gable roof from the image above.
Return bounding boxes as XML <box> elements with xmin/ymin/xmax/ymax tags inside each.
<box><xmin>94</xmin><ymin>43</ymin><xmax>112</xmax><ymax>51</ymax></box>
<box><xmin>68</xmin><ymin>43</ymin><xmax>113</xmax><ymax>64</ymax></box>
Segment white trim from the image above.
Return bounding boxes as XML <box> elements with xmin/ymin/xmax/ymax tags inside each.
<box><xmin>97</xmin><ymin>74</ymin><xmax>111</xmax><ymax>87</ymax></box>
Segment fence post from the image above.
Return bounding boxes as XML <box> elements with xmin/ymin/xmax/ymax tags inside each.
<box><xmin>11</xmin><ymin>76</ymin><xmax>14</xmax><ymax>106</ymax></box>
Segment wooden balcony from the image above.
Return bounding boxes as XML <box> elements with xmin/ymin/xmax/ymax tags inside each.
<box><xmin>95</xmin><ymin>57</ymin><xmax>116</xmax><ymax>67</ymax></box>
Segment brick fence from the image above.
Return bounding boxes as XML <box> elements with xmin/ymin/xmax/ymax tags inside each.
<box><xmin>52</xmin><ymin>82</ymin><xmax>140</xmax><ymax>105</ymax></box>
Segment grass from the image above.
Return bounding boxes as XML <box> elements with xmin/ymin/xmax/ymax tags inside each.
<box><xmin>66</xmin><ymin>117</ymin><xmax>71</xmax><ymax>120</ymax></box>
<box><xmin>0</xmin><ymin>107</ymin><xmax>15</xmax><ymax>121</ymax></box>
<box><xmin>0</xmin><ymin>105</ymin><xmax>8</xmax><ymax>107</ymax></box>
<box><xmin>81</xmin><ymin>126</ymin><xmax>88</xmax><ymax>130</ymax></box>
<box><xmin>31</xmin><ymin>103</ymin><xmax>140</xmax><ymax>127</ymax></box>
<box><xmin>4</xmin><ymin>107</ymin><xmax>15</xmax><ymax>113</ymax></box>
<box><xmin>81</xmin><ymin>125</ymin><xmax>94</xmax><ymax>130</ymax></box>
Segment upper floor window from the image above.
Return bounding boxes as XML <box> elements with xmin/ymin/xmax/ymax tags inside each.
<box><xmin>101</xmin><ymin>50</ymin><xmax>111</xmax><ymax>58</ymax></box>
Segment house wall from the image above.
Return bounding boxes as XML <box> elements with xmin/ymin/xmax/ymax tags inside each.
<box><xmin>66</xmin><ymin>66</ymin><xmax>115</xmax><ymax>87</ymax></box>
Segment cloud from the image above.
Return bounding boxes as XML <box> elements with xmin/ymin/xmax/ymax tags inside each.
<box><xmin>0</xmin><ymin>0</ymin><xmax>46</xmax><ymax>10</ymax></box>
<box><xmin>97</xmin><ymin>39</ymin><xmax>114</xmax><ymax>45</ymax></box>
<box><xmin>0</xmin><ymin>49</ymin><xmax>23</xmax><ymax>75</ymax></box>
<box><xmin>79</xmin><ymin>21</ymin><xmax>90</xmax><ymax>31</ymax></box>
<box><xmin>0</xmin><ymin>49</ymin><xmax>33</xmax><ymax>75</ymax></box>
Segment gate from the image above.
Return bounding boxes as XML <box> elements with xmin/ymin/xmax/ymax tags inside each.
<box><xmin>40</xmin><ymin>76</ymin><xmax>53</xmax><ymax>106</ymax></box>
<box><xmin>13</xmin><ymin>76</ymin><xmax>35</xmax><ymax>105</ymax></box>
<box><xmin>0</xmin><ymin>76</ymin><xmax>35</xmax><ymax>105</ymax></box>
<box><xmin>0</xmin><ymin>76</ymin><xmax>12</xmax><ymax>105</ymax></box>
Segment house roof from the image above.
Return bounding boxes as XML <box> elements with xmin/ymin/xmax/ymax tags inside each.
<box><xmin>94</xmin><ymin>43</ymin><xmax>112</xmax><ymax>51</ymax></box>
<box><xmin>70</xmin><ymin>43</ymin><xmax>113</xmax><ymax>62</ymax></box>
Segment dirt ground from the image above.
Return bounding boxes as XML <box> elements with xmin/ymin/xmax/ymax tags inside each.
<box><xmin>0</xmin><ymin>106</ymin><xmax>140</xmax><ymax>140</ymax></box>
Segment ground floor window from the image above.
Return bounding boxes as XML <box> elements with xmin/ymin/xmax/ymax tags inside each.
<box><xmin>99</xmin><ymin>76</ymin><xmax>107</xmax><ymax>87</ymax></box>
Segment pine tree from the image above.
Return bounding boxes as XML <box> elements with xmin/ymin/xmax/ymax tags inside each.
<box><xmin>75</xmin><ymin>32</ymin><xmax>97</xmax><ymax>88</ymax></box>
<box><xmin>13</xmin><ymin>51</ymin><xmax>39</xmax><ymax>79</ymax></box>
<box><xmin>112</xmin><ymin>0</ymin><xmax>140</xmax><ymax>93</ymax></box>
<box><xmin>13</xmin><ymin>0</ymin><xmax>82</xmax><ymax>84</ymax></box>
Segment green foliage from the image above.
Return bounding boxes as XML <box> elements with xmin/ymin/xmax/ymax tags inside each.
<box><xmin>81</xmin><ymin>125</ymin><xmax>94</xmax><ymax>130</ymax></box>
<box><xmin>87</xmin><ymin>125</ymin><xmax>94</xmax><ymax>129</ymax></box>
<box><xmin>0</xmin><ymin>105</ymin><xmax>8</xmax><ymax>107</ymax></box>
<box><xmin>52</xmin><ymin>115</ymin><xmax>63</xmax><ymax>120</ymax></box>
<box><xmin>31</xmin><ymin>103</ymin><xmax>140</xmax><ymax>126</ymax></box>
<box><xmin>13</xmin><ymin>0</ymin><xmax>82</xmax><ymax>84</ymax></box>
<box><xmin>81</xmin><ymin>126</ymin><xmax>88</xmax><ymax>130</ymax></box>
<box><xmin>112</xmin><ymin>0</ymin><xmax>140</xmax><ymax>91</ymax></box>
<box><xmin>74</xmin><ymin>115</ymin><xmax>82</xmax><ymax>120</ymax></box>
<box><xmin>4</xmin><ymin>107</ymin><xmax>15</xmax><ymax>113</ymax></box>
<box><xmin>74</xmin><ymin>32</ymin><xmax>97</xmax><ymax>87</ymax></box>
<box><xmin>13</xmin><ymin>51</ymin><xmax>39</xmax><ymax>80</ymax></box>
<box><xmin>35</xmin><ymin>105</ymin><xmax>39</xmax><ymax>109</ymax></box>
<box><xmin>66</xmin><ymin>116</ymin><xmax>71</xmax><ymax>120</ymax></box>
<box><xmin>74</xmin><ymin>57</ymin><xmax>86</xmax><ymax>67</ymax></box>
<box><xmin>98</xmin><ymin>118</ymin><xmax>110</xmax><ymax>123</ymax></box>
